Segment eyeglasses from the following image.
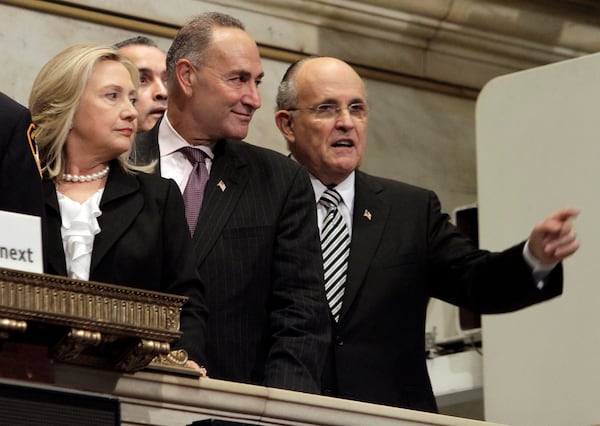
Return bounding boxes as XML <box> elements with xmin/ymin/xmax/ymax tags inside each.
<box><xmin>288</xmin><ymin>103</ymin><xmax>369</xmax><ymax>120</ymax></box>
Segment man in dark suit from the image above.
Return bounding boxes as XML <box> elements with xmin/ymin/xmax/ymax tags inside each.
<box><xmin>0</xmin><ymin>92</ymin><xmax>43</xmax><ymax>216</ymax></box>
<box><xmin>274</xmin><ymin>57</ymin><xmax>579</xmax><ymax>412</ymax></box>
<box><xmin>133</xmin><ymin>13</ymin><xmax>330</xmax><ymax>393</ymax></box>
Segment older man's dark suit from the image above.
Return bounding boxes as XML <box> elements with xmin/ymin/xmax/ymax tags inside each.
<box><xmin>0</xmin><ymin>93</ymin><xmax>43</xmax><ymax>217</ymax></box>
<box><xmin>43</xmin><ymin>164</ymin><xmax>208</xmax><ymax>359</ymax></box>
<box><xmin>321</xmin><ymin>170</ymin><xmax>563</xmax><ymax>412</ymax></box>
<box><xmin>134</xmin><ymin>125</ymin><xmax>330</xmax><ymax>393</ymax></box>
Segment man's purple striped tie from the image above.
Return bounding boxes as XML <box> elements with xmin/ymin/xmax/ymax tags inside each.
<box><xmin>179</xmin><ymin>147</ymin><xmax>209</xmax><ymax>235</ymax></box>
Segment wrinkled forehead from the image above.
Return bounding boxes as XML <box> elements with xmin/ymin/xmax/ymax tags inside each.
<box><xmin>296</xmin><ymin>59</ymin><xmax>366</xmax><ymax>104</ymax></box>
<box><xmin>90</xmin><ymin>59</ymin><xmax>136</xmax><ymax>87</ymax></box>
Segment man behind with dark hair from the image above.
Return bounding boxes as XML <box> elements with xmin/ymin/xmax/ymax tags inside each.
<box><xmin>115</xmin><ymin>36</ymin><xmax>167</xmax><ymax>133</ymax></box>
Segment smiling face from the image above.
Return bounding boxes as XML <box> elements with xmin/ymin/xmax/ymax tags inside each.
<box><xmin>183</xmin><ymin>26</ymin><xmax>263</xmax><ymax>144</ymax></box>
<box><xmin>118</xmin><ymin>44</ymin><xmax>167</xmax><ymax>132</ymax></box>
<box><xmin>67</xmin><ymin>60</ymin><xmax>138</xmax><ymax>164</ymax></box>
<box><xmin>278</xmin><ymin>58</ymin><xmax>368</xmax><ymax>186</ymax></box>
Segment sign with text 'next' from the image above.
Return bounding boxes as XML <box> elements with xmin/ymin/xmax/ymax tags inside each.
<box><xmin>0</xmin><ymin>210</ymin><xmax>43</xmax><ymax>273</ymax></box>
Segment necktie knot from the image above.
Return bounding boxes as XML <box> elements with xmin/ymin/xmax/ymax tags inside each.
<box><xmin>179</xmin><ymin>147</ymin><xmax>209</xmax><ymax>236</ymax></box>
<box><xmin>179</xmin><ymin>146</ymin><xmax>207</xmax><ymax>164</ymax></box>
<box><xmin>320</xmin><ymin>188</ymin><xmax>342</xmax><ymax>210</ymax></box>
<box><xmin>319</xmin><ymin>187</ymin><xmax>349</xmax><ymax>322</ymax></box>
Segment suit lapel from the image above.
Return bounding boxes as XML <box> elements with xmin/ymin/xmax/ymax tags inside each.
<box><xmin>134</xmin><ymin>130</ymin><xmax>251</xmax><ymax>266</ymax></box>
<box><xmin>192</xmin><ymin>140</ymin><xmax>249</xmax><ymax>264</ymax></box>
<box><xmin>90</xmin><ymin>165</ymin><xmax>142</xmax><ymax>272</ymax></box>
<box><xmin>339</xmin><ymin>171</ymin><xmax>389</xmax><ymax>321</ymax></box>
<box><xmin>42</xmin><ymin>179</ymin><xmax>67</xmax><ymax>275</ymax></box>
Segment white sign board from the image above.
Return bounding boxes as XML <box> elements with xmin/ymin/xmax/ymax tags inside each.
<box><xmin>0</xmin><ymin>210</ymin><xmax>43</xmax><ymax>273</ymax></box>
<box><xmin>477</xmin><ymin>52</ymin><xmax>600</xmax><ymax>426</ymax></box>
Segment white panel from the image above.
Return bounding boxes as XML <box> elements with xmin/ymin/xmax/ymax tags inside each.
<box><xmin>477</xmin><ymin>52</ymin><xmax>600</xmax><ymax>426</ymax></box>
<box><xmin>0</xmin><ymin>211</ymin><xmax>43</xmax><ymax>273</ymax></box>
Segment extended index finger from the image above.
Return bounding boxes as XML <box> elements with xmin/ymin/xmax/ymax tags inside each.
<box><xmin>549</xmin><ymin>208</ymin><xmax>580</xmax><ymax>223</ymax></box>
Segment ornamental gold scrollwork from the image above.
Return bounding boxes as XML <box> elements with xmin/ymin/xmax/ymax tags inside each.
<box><xmin>51</xmin><ymin>328</ymin><xmax>102</xmax><ymax>362</ymax></box>
<box><xmin>1</xmin><ymin>268</ymin><xmax>186</xmax><ymax>371</ymax></box>
<box><xmin>151</xmin><ymin>348</ymin><xmax>189</xmax><ymax>367</ymax></box>
<box><xmin>114</xmin><ymin>339</ymin><xmax>171</xmax><ymax>372</ymax></box>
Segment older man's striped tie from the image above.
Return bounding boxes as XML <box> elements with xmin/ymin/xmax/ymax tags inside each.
<box><xmin>320</xmin><ymin>188</ymin><xmax>350</xmax><ymax>322</ymax></box>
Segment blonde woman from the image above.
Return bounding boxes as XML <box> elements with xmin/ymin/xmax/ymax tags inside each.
<box><xmin>30</xmin><ymin>44</ymin><xmax>207</xmax><ymax>367</ymax></box>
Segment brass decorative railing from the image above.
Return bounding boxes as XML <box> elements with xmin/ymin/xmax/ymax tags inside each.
<box><xmin>0</xmin><ymin>267</ymin><xmax>187</xmax><ymax>372</ymax></box>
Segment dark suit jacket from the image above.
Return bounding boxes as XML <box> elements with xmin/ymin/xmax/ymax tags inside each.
<box><xmin>0</xmin><ymin>93</ymin><xmax>43</xmax><ymax>217</ymax></box>
<box><xmin>321</xmin><ymin>170</ymin><xmax>563</xmax><ymax>412</ymax></box>
<box><xmin>43</xmin><ymin>163</ymin><xmax>207</xmax><ymax>360</ymax></box>
<box><xmin>134</xmin><ymin>126</ymin><xmax>331</xmax><ymax>393</ymax></box>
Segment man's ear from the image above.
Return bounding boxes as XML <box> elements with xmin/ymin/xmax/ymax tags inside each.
<box><xmin>175</xmin><ymin>59</ymin><xmax>195</xmax><ymax>97</ymax></box>
<box><xmin>274</xmin><ymin>110</ymin><xmax>295</xmax><ymax>143</ymax></box>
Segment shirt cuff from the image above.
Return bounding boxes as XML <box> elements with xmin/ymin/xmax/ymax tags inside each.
<box><xmin>523</xmin><ymin>240</ymin><xmax>557</xmax><ymax>289</ymax></box>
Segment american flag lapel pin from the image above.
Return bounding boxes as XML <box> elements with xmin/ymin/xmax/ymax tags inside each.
<box><xmin>363</xmin><ymin>209</ymin><xmax>372</xmax><ymax>221</ymax></box>
<box><xmin>217</xmin><ymin>180</ymin><xmax>226</xmax><ymax>192</ymax></box>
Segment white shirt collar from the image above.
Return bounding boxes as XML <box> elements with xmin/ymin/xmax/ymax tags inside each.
<box><xmin>159</xmin><ymin>113</ymin><xmax>214</xmax><ymax>159</ymax></box>
<box><xmin>310</xmin><ymin>172</ymin><xmax>355</xmax><ymax>211</ymax></box>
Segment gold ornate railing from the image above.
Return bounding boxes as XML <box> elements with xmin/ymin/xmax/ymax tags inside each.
<box><xmin>0</xmin><ymin>267</ymin><xmax>187</xmax><ymax>372</ymax></box>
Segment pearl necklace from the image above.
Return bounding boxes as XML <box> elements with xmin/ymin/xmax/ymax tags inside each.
<box><xmin>62</xmin><ymin>165</ymin><xmax>110</xmax><ymax>183</ymax></box>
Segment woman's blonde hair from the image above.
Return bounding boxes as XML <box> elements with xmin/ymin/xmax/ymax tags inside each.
<box><xmin>29</xmin><ymin>43</ymin><xmax>152</xmax><ymax>179</ymax></box>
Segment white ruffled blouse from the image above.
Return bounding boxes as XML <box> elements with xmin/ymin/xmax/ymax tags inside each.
<box><xmin>57</xmin><ymin>189</ymin><xmax>104</xmax><ymax>281</ymax></box>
